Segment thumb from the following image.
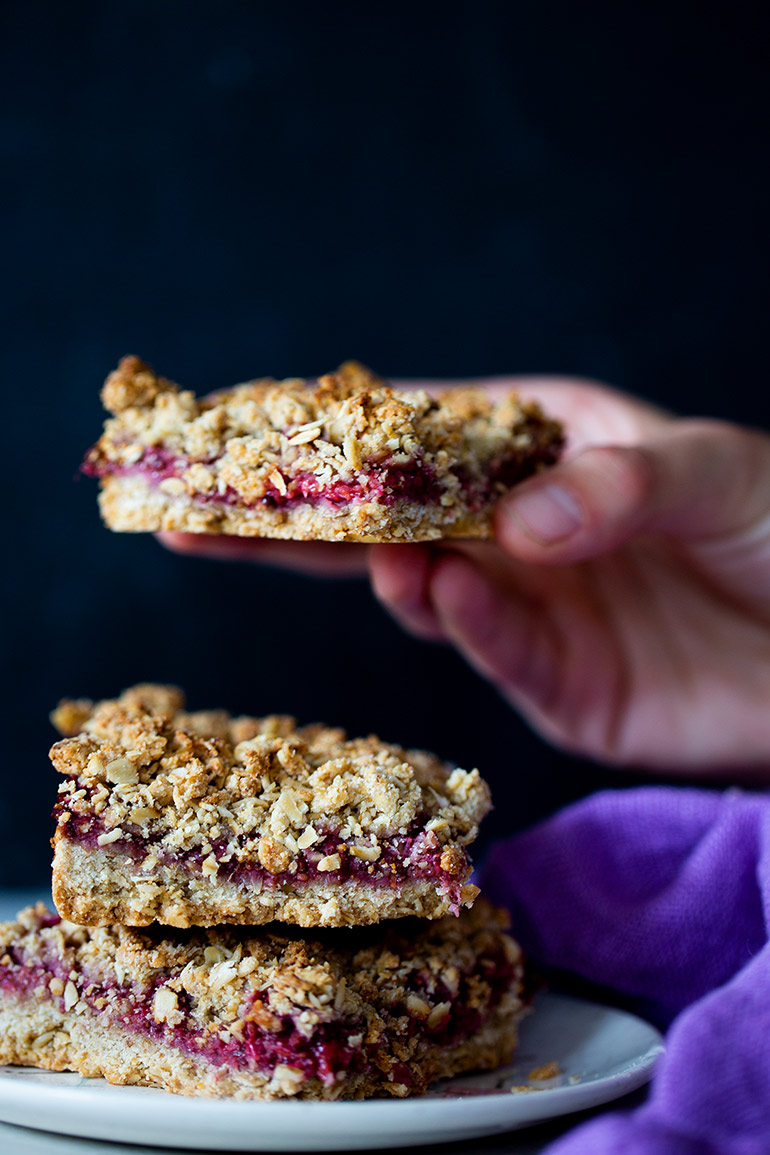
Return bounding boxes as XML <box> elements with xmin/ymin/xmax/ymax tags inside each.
<box><xmin>495</xmin><ymin>420</ymin><xmax>770</xmax><ymax>565</ymax></box>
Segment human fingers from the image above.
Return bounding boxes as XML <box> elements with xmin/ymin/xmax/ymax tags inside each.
<box><xmin>394</xmin><ymin>375</ymin><xmax>671</xmax><ymax>453</ymax></box>
<box><xmin>157</xmin><ymin>532</ymin><xmax>370</xmax><ymax>578</ymax></box>
<box><xmin>495</xmin><ymin>420</ymin><xmax>770</xmax><ymax>583</ymax></box>
<box><xmin>424</xmin><ymin>549</ymin><xmax>567</xmax><ymax>741</ymax></box>
<box><xmin>368</xmin><ymin>544</ymin><xmax>446</xmax><ymax>642</ymax></box>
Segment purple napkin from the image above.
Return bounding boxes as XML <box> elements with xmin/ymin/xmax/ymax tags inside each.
<box><xmin>481</xmin><ymin>787</ymin><xmax>770</xmax><ymax>1154</ymax></box>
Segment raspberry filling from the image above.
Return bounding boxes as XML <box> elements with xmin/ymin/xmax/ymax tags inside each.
<box><xmin>1</xmin><ymin>923</ymin><xmax>516</xmax><ymax>1088</ymax></box>
<box><xmin>56</xmin><ymin>804</ymin><xmax>471</xmax><ymax>913</ymax></box>
<box><xmin>82</xmin><ymin>447</ymin><xmax>446</xmax><ymax>508</ymax></box>
<box><xmin>82</xmin><ymin>441</ymin><xmax>558</xmax><ymax>512</ymax></box>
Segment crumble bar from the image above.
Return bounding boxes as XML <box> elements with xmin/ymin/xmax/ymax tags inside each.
<box><xmin>83</xmin><ymin>356</ymin><xmax>563</xmax><ymax>542</ymax></box>
<box><xmin>0</xmin><ymin>901</ymin><xmax>524</xmax><ymax>1099</ymax></box>
<box><xmin>50</xmin><ymin>685</ymin><xmax>491</xmax><ymax>928</ymax></box>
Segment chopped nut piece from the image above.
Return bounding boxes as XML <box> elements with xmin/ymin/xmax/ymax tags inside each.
<box><xmin>129</xmin><ymin>806</ymin><xmax>157</xmax><ymax>825</ymax></box>
<box><xmin>427</xmin><ymin>1001</ymin><xmax>452</xmax><ymax>1029</ymax></box>
<box><xmin>158</xmin><ymin>477</ymin><xmax>187</xmax><ymax>497</ymax></box>
<box><xmin>277</xmin><ymin>790</ymin><xmax>304</xmax><ymax>825</ymax></box>
<box><xmin>349</xmin><ymin>844</ymin><xmax>381</xmax><ymax>862</ymax></box>
<box><xmin>343</xmin><ymin>430</ymin><xmax>362</xmax><ymax>469</ymax></box>
<box><xmin>97</xmin><ymin>828</ymin><xmax>124</xmax><ymax>846</ymax></box>
<box><xmin>86</xmin><ymin>755</ymin><xmax>105</xmax><ymax>778</ymax></box>
<box><xmin>286</xmin><ymin>419</ymin><xmax>324</xmax><ymax>446</ymax></box>
<box><xmin>316</xmin><ymin>854</ymin><xmax>341</xmax><ymax>873</ymax></box>
<box><xmin>153</xmin><ymin>986</ymin><xmax>182</xmax><ymax>1025</ymax></box>
<box><xmin>406</xmin><ymin>994</ymin><xmax>431</xmax><ymax>1018</ymax></box>
<box><xmin>267</xmin><ymin>468</ymin><xmax>287</xmax><ymax>495</ymax></box>
<box><xmin>105</xmin><ymin>758</ymin><xmax>138</xmax><ymax>786</ymax></box>
<box><xmin>209</xmin><ymin>960</ymin><xmax>238</xmax><ymax>990</ymax></box>
<box><xmin>296</xmin><ymin>825</ymin><xmax>319</xmax><ymax>850</ymax></box>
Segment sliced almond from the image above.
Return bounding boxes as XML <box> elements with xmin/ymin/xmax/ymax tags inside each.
<box><xmin>105</xmin><ymin>758</ymin><xmax>138</xmax><ymax>786</ymax></box>
<box><xmin>349</xmin><ymin>844</ymin><xmax>381</xmax><ymax>862</ymax></box>
<box><xmin>97</xmin><ymin>828</ymin><xmax>124</xmax><ymax>846</ymax></box>
<box><xmin>296</xmin><ymin>825</ymin><xmax>318</xmax><ymax>850</ymax></box>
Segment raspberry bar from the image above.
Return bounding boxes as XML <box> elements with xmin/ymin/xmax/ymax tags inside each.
<box><xmin>83</xmin><ymin>356</ymin><xmax>563</xmax><ymax>542</ymax></box>
<box><xmin>50</xmin><ymin>685</ymin><xmax>491</xmax><ymax>928</ymax></box>
<box><xmin>0</xmin><ymin>901</ymin><xmax>524</xmax><ymax>1099</ymax></box>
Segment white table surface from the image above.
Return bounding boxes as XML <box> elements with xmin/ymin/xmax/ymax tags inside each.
<box><xmin>0</xmin><ymin>891</ymin><xmax>647</xmax><ymax>1155</ymax></box>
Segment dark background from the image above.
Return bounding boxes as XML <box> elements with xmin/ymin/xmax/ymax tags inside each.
<box><xmin>1</xmin><ymin>1</ymin><xmax>767</xmax><ymax>885</ymax></box>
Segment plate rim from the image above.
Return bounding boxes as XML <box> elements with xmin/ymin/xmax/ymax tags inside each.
<box><xmin>0</xmin><ymin>992</ymin><xmax>665</xmax><ymax>1150</ymax></box>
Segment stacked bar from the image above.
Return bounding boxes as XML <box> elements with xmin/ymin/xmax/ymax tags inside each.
<box><xmin>48</xmin><ymin>684</ymin><xmax>489</xmax><ymax>929</ymax></box>
<box><xmin>0</xmin><ymin>686</ymin><xmax>526</xmax><ymax>1099</ymax></box>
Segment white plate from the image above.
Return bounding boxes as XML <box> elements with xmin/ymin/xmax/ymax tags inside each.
<box><xmin>0</xmin><ymin>992</ymin><xmax>663</xmax><ymax>1152</ymax></box>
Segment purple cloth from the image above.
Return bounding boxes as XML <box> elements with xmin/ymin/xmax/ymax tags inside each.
<box><xmin>481</xmin><ymin>788</ymin><xmax>770</xmax><ymax>1154</ymax></box>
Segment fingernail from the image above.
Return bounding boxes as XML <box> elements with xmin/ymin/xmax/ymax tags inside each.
<box><xmin>504</xmin><ymin>484</ymin><xmax>584</xmax><ymax>544</ymax></box>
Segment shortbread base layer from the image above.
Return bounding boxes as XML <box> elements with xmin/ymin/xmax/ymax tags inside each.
<box><xmin>52</xmin><ymin>840</ymin><xmax>476</xmax><ymax>928</ymax></box>
<box><xmin>0</xmin><ymin>993</ymin><xmax>517</xmax><ymax>1100</ymax></box>
<box><xmin>98</xmin><ymin>474</ymin><xmax>493</xmax><ymax>542</ymax></box>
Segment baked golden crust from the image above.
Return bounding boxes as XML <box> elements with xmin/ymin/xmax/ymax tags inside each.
<box><xmin>50</xmin><ymin>685</ymin><xmax>490</xmax><ymax>927</ymax></box>
<box><xmin>0</xmin><ymin>901</ymin><xmax>524</xmax><ymax>1099</ymax></box>
<box><xmin>84</xmin><ymin>357</ymin><xmax>564</xmax><ymax>542</ymax></box>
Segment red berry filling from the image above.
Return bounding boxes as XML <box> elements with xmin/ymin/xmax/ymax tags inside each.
<box><xmin>82</xmin><ymin>447</ymin><xmax>446</xmax><ymax>509</ymax></box>
<box><xmin>82</xmin><ymin>441</ymin><xmax>559</xmax><ymax>513</ymax></box>
<box><xmin>1</xmin><ymin>920</ymin><xmax>515</xmax><ymax>1088</ymax></box>
<box><xmin>55</xmin><ymin>801</ymin><xmax>471</xmax><ymax>914</ymax></box>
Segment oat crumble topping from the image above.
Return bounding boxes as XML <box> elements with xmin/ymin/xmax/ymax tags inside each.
<box><xmin>88</xmin><ymin>357</ymin><xmax>561</xmax><ymax>491</ymax></box>
<box><xmin>51</xmin><ymin>685</ymin><xmax>490</xmax><ymax>902</ymax></box>
<box><xmin>0</xmin><ymin>901</ymin><xmax>523</xmax><ymax>1096</ymax></box>
<box><xmin>82</xmin><ymin>357</ymin><xmax>563</xmax><ymax>541</ymax></box>
<box><xmin>1</xmin><ymin>900</ymin><xmax>517</xmax><ymax>1033</ymax></box>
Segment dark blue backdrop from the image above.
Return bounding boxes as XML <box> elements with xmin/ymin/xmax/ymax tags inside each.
<box><xmin>2</xmin><ymin>0</ymin><xmax>767</xmax><ymax>884</ymax></box>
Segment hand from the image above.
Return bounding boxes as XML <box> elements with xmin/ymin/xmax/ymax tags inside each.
<box><xmin>371</xmin><ymin>379</ymin><xmax>770</xmax><ymax>772</ymax></box>
<box><xmin>158</xmin><ymin>376</ymin><xmax>594</xmax><ymax>579</ymax></box>
<box><xmin>158</xmin><ymin>533</ymin><xmax>370</xmax><ymax>579</ymax></box>
<box><xmin>160</xmin><ymin>375</ymin><xmax>770</xmax><ymax>773</ymax></box>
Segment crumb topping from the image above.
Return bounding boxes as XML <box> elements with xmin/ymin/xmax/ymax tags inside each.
<box><xmin>84</xmin><ymin>357</ymin><xmax>563</xmax><ymax>508</ymax></box>
<box><xmin>1</xmin><ymin>901</ymin><xmax>521</xmax><ymax>1052</ymax></box>
<box><xmin>51</xmin><ymin>685</ymin><xmax>490</xmax><ymax>874</ymax></box>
